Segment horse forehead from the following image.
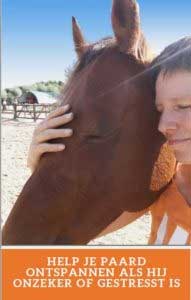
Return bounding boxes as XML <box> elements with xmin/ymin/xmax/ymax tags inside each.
<box><xmin>96</xmin><ymin>50</ymin><xmax>147</xmax><ymax>82</ymax></box>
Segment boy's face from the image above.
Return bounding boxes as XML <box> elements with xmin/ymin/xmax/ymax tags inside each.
<box><xmin>155</xmin><ymin>70</ymin><xmax>191</xmax><ymax>163</ymax></box>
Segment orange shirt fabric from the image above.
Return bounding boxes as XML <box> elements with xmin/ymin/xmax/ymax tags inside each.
<box><xmin>149</xmin><ymin>181</ymin><xmax>191</xmax><ymax>245</ymax></box>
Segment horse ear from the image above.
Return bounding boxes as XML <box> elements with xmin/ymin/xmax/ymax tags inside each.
<box><xmin>72</xmin><ymin>17</ymin><xmax>88</xmax><ymax>58</ymax></box>
<box><xmin>111</xmin><ymin>0</ymin><xmax>141</xmax><ymax>55</ymax></box>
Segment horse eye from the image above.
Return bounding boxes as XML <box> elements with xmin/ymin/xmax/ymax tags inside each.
<box><xmin>86</xmin><ymin>134</ymin><xmax>101</xmax><ymax>142</ymax></box>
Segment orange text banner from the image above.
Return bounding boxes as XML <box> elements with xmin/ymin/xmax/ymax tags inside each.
<box><xmin>2</xmin><ymin>248</ymin><xmax>190</xmax><ymax>300</ymax></box>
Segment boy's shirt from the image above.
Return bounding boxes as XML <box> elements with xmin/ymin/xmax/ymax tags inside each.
<box><xmin>149</xmin><ymin>181</ymin><xmax>191</xmax><ymax>245</ymax></box>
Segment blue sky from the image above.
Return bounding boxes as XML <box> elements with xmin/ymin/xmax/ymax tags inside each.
<box><xmin>2</xmin><ymin>0</ymin><xmax>191</xmax><ymax>88</ymax></box>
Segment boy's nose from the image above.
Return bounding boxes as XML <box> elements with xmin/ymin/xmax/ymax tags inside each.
<box><xmin>158</xmin><ymin>112</ymin><xmax>177</xmax><ymax>137</ymax></box>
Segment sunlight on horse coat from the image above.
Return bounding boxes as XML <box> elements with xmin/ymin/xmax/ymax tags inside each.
<box><xmin>2</xmin><ymin>0</ymin><xmax>175</xmax><ymax>245</ymax></box>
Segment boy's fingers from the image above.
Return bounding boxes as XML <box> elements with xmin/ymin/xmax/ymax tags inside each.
<box><xmin>46</xmin><ymin>104</ymin><xmax>70</xmax><ymax>120</ymax></box>
<box><xmin>38</xmin><ymin>113</ymin><xmax>74</xmax><ymax>131</ymax></box>
<box><xmin>38</xmin><ymin>143</ymin><xmax>65</xmax><ymax>154</ymax></box>
<box><xmin>35</xmin><ymin>128</ymin><xmax>73</xmax><ymax>143</ymax></box>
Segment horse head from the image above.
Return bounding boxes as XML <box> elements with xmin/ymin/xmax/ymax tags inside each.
<box><xmin>2</xmin><ymin>0</ymin><xmax>176</xmax><ymax>245</ymax></box>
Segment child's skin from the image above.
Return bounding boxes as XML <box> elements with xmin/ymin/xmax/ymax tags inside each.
<box><xmin>156</xmin><ymin>70</ymin><xmax>191</xmax><ymax>204</ymax></box>
<box><xmin>27</xmin><ymin>105</ymin><xmax>74</xmax><ymax>172</ymax></box>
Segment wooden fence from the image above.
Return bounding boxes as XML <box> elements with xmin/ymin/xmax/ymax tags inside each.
<box><xmin>1</xmin><ymin>103</ymin><xmax>56</xmax><ymax>121</ymax></box>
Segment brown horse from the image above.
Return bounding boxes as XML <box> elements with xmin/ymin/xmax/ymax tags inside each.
<box><xmin>2</xmin><ymin>0</ymin><xmax>175</xmax><ymax>245</ymax></box>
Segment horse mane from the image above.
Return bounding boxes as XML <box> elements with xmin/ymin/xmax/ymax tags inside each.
<box><xmin>137</xmin><ymin>32</ymin><xmax>155</xmax><ymax>63</ymax></box>
<box><xmin>75</xmin><ymin>37</ymin><xmax>116</xmax><ymax>73</ymax></box>
<box><xmin>59</xmin><ymin>33</ymin><xmax>153</xmax><ymax>105</ymax></box>
<box><xmin>75</xmin><ymin>33</ymin><xmax>153</xmax><ymax>74</ymax></box>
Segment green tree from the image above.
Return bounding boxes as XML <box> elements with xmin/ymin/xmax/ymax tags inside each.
<box><xmin>11</xmin><ymin>88</ymin><xmax>22</xmax><ymax>98</ymax></box>
<box><xmin>4</xmin><ymin>88</ymin><xmax>22</xmax><ymax>104</ymax></box>
<box><xmin>1</xmin><ymin>90</ymin><xmax>8</xmax><ymax>100</ymax></box>
<box><xmin>58</xmin><ymin>81</ymin><xmax>64</xmax><ymax>86</ymax></box>
<box><xmin>47</xmin><ymin>85</ymin><xmax>60</xmax><ymax>95</ymax></box>
<box><xmin>1</xmin><ymin>90</ymin><xmax>8</xmax><ymax>110</ymax></box>
<box><xmin>40</xmin><ymin>85</ymin><xmax>49</xmax><ymax>92</ymax></box>
<box><xmin>19</xmin><ymin>86</ymin><xmax>31</xmax><ymax>93</ymax></box>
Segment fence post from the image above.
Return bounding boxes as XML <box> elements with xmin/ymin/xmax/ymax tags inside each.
<box><xmin>2</xmin><ymin>100</ymin><xmax>7</xmax><ymax>111</ymax></box>
<box><xmin>13</xmin><ymin>103</ymin><xmax>17</xmax><ymax>120</ymax></box>
<box><xmin>33</xmin><ymin>104</ymin><xmax>37</xmax><ymax>122</ymax></box>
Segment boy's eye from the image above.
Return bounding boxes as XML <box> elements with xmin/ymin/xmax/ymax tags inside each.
<box><xmin>177</xmin><ymin>105</ymin><xmax>191</xmax><ymax>110</ymax></box>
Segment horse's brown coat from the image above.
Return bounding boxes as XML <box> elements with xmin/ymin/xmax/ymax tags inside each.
<box><xmin>2</xmin><ymin>0</ymin><xmax>175</xmax><ymax>245</ymax></box>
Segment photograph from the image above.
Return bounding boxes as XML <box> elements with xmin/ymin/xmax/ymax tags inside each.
<box><xmin>2</xmin><ymin>0</ymin><xmax>191</xmax><ymax>246</ymax></box>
